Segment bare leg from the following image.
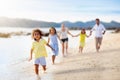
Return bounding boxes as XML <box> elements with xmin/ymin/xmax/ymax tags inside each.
<box><xmin>80</xmin><ymin>47</ymin><xmax>83</xmax><ymax>53</ymax></box>
<box><xmin>35</xmin><ymin>64</ymin><xmax>41</xmax><ymax>79</ymax></box>
<box><xmin>66</xmin><ymin>42</ymin><xmax>68</xmax><ymax>54</ymax></box>
<box><xmin>42</xmin><ymin>65</ymin><xmax>46</xmax><ymax>72</ymax></box>
<box><xmin>62</xmin><ymin>43</ymin><xmax>65</xmax><ymax>56</ymax></box>
<box><xmin>98</xmin><ymin>44</ymin><xmax>100</xmax><ymax>51</ymax></box>
<box><xmin>52</xmin><ymin>55</ymin><xmax>56</xmax><ymax>64</ymax></box>
<box><xmin>35</xmin><ymin>64</ymin><xmax>39</xmax><ymax>75</ymax></box>
<box><xmin>79</xmin><ymin>46</ymin><xmax>83</xmax><ymax>53</ymax></box>
<box><xmin>79</xmin><ymin>46</ymin><xmax>80</xmax><ymax>53</ymax></box>
<box><xmin>96</xmin><ymin>44</ymin><xmax>99</xmax><ymax>52</ymax></box>
<box><xmin>95</xmin><ymin>38</ymin><xmax>99</xmax><ymax>52</ymax></box>
<box><xmin>98</xmin><ymin>37</ymin><xmax>102</xmax><ymax>51</ymax></box>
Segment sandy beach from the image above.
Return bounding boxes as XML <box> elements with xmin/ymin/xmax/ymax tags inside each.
<box><xmin>52</xmin><ymin>32</ymin><xmax>120</xmax><ymax>80</ymax></box>
<box><xmin>0</xmin><ymin>31</ymin><xmax>120</xmax><ymax>80</ymax></box>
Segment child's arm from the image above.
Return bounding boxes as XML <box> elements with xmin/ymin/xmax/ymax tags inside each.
<box><xmin>48</xmin><ymin>37</ymin><xmax>50</xmax><ymax>44</ymax></box>
<box><xmin>86</xmin><ymin>34</ymin><xmax>90</xmax><ymax>38</ymax></box>
<box><xmin>73</xmin><ymin>33</ymin><xmax>80</xmax><ymax>37</ymax></box>
<box><xmin>89</xmin><ymin>31</ymin><xmax>92</xmax><ymax>36</ymax></box>
<box><xmin>46</xmin><ymin>43</ymin><xmax>54</xmax><ymax>51</ymax></box>
<box><xmin>28</xmin><ymin>49</ymin><xmax>33</xmax><ymax>61</ymax></box>
<box><xmin>86</xmin><ymin>35</ymin><xmax>89</xmax><ymax>38</ymax></box>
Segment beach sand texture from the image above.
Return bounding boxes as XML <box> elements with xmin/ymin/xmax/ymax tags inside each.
<box><xmin>52</xmin><ymin>32</ymin><xmax>120</xmax><ymax>80</ymax></box>
<box><xmin>0</xmin><ymin>32</ymin><xmax>120</xmax><ymax>80</ymax></box>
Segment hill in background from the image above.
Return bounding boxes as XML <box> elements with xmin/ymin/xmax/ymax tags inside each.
<box><xmin>0</xmin><ymin>17</ymin><xmax>120</xmax><ymax>29</ymax></box>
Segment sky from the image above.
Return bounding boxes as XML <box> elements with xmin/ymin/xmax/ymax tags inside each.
<box><xmin>0</xmin><ymin>0</ymin><xmax>120</xmax><ymax>22</ymax></box>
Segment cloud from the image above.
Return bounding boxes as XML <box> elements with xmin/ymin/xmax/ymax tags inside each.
<box><xmin>0</xmin><ymin>0</ymin><xmax>120</xmax><ymax>22</ymax></box>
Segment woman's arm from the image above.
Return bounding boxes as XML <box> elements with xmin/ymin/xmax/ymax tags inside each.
<box><xmin>67</xmin><ymin>30</ymin><xmax>74</xmax><ymax>37</ymax></box>
<box><xmin>57</xmin><ymin>34</ymin><xmax>61</xmax><ymax>40</ymax></box>
<box><xmin>57</xmin><ymin>31</ymin><xmax>61</xmax><ymax>38</ymax></box>
<box><xmin>57</xmin><ymin>34</ymin><xmax>62</xmax><ymax>43</ymax></box>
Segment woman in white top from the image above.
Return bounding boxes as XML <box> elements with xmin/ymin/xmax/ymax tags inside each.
<box><xmin>59</xmin><ymin>24</ymin><xmax>73</xmax><ymax>57</ymax></box>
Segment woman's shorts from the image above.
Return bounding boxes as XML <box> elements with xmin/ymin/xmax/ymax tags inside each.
<box><xmin>61</xmin><ymin>38</ymin><xmax>68</xmax><ymax>43</ymax></box>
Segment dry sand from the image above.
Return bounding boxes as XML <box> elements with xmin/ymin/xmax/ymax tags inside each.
<box><xmin>2</xmin><ymin>32</ymin><xmax>120</xmax><ymax>80</ymax></box>
<box><xmin>52</xmin><ymin>32</ymin><xmax>120</xmax><ymax>80</ymax></box>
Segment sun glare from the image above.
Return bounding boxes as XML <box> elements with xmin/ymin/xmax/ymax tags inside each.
<box><xmin>0</xmin><ymin>0</ymin><xmax>16</xmax><ymax>17</ymax></box>
<box><xmin>0</xmin><ymin>0</ymin><xmax>119</xmax><ymax>22</ymax></box>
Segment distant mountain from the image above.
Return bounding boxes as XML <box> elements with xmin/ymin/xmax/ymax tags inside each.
<box><xmin>61</xmin><ymin>21</ymin><xmax>120</xmax><ymax>29</ymax></box>
<box><xmin>0</xmin><ymin>17</ymin><xmax>60</xmax><ymax>28</ymax></box>
<box><xmin>0</xmin><ymin>17</ymin><xmax>120</xmax><ymax>29</ymax></box>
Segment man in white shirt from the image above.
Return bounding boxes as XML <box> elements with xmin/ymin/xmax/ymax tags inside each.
<box><xmin>90</xmin><ymin>18</ymin><xmax>106</xmax><ymax>52</ymax></box>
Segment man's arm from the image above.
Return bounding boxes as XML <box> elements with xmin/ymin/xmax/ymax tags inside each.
<box><xmin>89</xmin><ymin>31</ymin><xmax>92</xmax><ymax>36</ymax></box>
<box><xmin>102</xmin><ymin>25</ymin><xmax>106</xmax><ymax>35</ymax></box>
<box><xmin>89</xmin><ymin>25</ymin><xmax>95</xmax><ymax>36</ymax></box>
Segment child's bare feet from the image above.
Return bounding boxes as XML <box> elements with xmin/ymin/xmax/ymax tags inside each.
<box><xmin>42</xmin><ymin>70</ymin><xmax>47</xmax><ymax>74</ymax></box>
<box><xmin>36</xmin><ymin>75</ymin><xmax>41</xmax><ymax>80</ymax></box>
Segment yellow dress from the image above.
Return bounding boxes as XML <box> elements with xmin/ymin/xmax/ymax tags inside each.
<box><xmin>79</xmin><ymin>34</ymin><xmax>86</xmax><ymax>47</ymax></box>
<box><xmin>32</xmin><ymin>39</ymin><xmax>48</xmax><ymax>59</ymax></box>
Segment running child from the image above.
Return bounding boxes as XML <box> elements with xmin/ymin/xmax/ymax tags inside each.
<box><xmin>28</xmin><ymin>29</ymin><xmax>53</xmax><ymax>80</ymax></box>
<box><xmin>48</xmin><ymin>27</ymin><xmax>60</xmax><ymax>64</ymax></box>
<box><xmin>73</xmin><ymin>29</ymin><xmax>89</xmax><ymax>53</ymax></box>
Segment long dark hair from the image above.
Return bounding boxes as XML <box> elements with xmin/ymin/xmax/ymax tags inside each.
<box><xmin>49</xmin><ymin>27</ymin><xmax>57</xmax><ymax>34</ymax></box>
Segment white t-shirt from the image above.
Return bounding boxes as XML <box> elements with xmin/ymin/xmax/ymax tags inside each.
<box><xmin>91</xmin><ymin>23</ymin><xmax>106</xmax><ymax>37</ymax></box>
<box><xmin>59</xmin><ymin>28</ymin><xmax>68</xmax><ymax>39</ymax></box>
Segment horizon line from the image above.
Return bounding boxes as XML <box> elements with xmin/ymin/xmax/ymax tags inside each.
<box><xmin>0</xmin><ymin>16</ymin><xmax>120</xmax><ymax>23</ymax></box>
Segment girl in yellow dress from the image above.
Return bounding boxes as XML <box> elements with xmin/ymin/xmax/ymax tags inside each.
<box><xmin>74</xmin><ymin>29</ymin><xmax>89</xmax><ymax>53</ymax></box>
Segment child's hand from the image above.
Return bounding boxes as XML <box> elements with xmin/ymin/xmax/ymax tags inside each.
<box><xmin>52</xmin><ymin>48</ymin><xmax>55</xmax><ymax>51</ymax></box>
<box><xmin>102</xmin><ymin>32</ymin><xmax>105</xmax><ymax>35</ymax></box>
<box><xmin>89</xmin><ymin>33</ymin><xmax>92</xmax><ymax>36</ymax></box>
<box><xmin>72</xmin><ymin>35</ymin><xmax>74</xmax><ymax>37</ymax></box>
<box><xmin>87</xmin><ymin>35</ymin><xmax>90</xmax><ymax>38</ymax></box>
<box><xmin>60</xmin><ymin>41</ymin><xmax>63</xmax><ymax>44</ymax></box>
